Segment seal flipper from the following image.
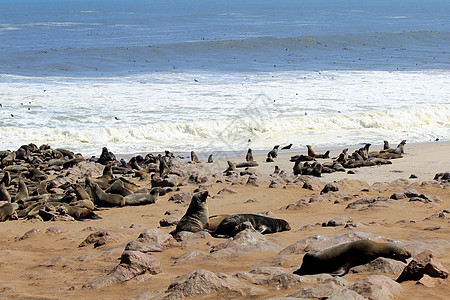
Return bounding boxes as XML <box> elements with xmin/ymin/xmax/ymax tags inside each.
<box><xmin>331</xmin><ymin>261</ymin><xmax>352</xmax><ymax>276</ymax></box>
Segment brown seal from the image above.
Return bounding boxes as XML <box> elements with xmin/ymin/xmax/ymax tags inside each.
<box><xmin>190</xmin><ymin>151</ymin><xmax>200</xmax><ymax>163</ymax></box>
<box><xmin>173</xmin><ymin>191</ymin><xmax>209</xmax><ymax>234</ymax></box>
<box><xmin>207</xmin><ymin>154</ymin><xmax>213</xmax><ymax>163</ymax></box>
<box><xmin>213</xmin><ymin>213</ymin><xmax>291</xmax><ymax>238</ymax></box>
<box><xmin>267</xmin><ymin>145</ymin><xmax>280</xmax><ymax>159</ymax></box>
<box><xmin>86</xmin><ymin>178</ymin><xmax>125</xmax><ymax>207</ymax></box>
<box><xmin>205</xmin><ymin>214</ymin><xmax>231</xmax><ymax>231</ymax></box>
<box><xmin>246</xmin><ymin>148</ymin><xmax>254</xmax><ymax>162</ymax></box>
<box><xmin>294</xmin><ymin>239</ymin><xmax>411</xmax><ymax>276</ymax></box>
<box><xmin>123</xmin><ymin>188</ymin><xmax>159</xmax><ymax>206</ymax></box>
<box><xmin>307</xmin><ymin>145</ymin><xmax>330</xmax><ymax>159</ymax></box>
<box><xmin>0</xmin><ymin>202</ymin><xmax>19</xmax><ymax>221</ymax></box>
<box><xmin>15</xmin><ymin>179</ymin><xmax>29</xmax><ymax>202</ymax></box>
<box><xmin>0</xmin><ymin>182</ymin><xmax>11</xmax><ymax>202</ymax></box>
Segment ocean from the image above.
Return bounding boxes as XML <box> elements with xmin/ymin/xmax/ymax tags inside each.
<box><xmin>1</xmin><ymin>0</ymin><xmax>449</xmax><ymax>157</ymax></box>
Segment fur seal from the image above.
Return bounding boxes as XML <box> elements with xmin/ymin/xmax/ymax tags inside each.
<box><xmin>174</xmin><ymin>191</ymin><xmax>209</xmax><ymax>234</ymax></box>
<box><xmin>294</xmin><ymin>240</ymin><xmax>411</xmax><ymax>276</ymax></box>
<box><xmin>0</xmin><ymin>171</ymin><xmax>11</xmax><ymax>186</ymax></box>
<box><xmin>190</xmin><ymin>151</ymin><xmax>200</xmax><ymax>163</ymax></box>
<box><xmin>123</xmin><ymin>188</ymin><xmax>159</xmax><ymax>206</ymax></box>
<box><xmin>207</xmin><ymin>154</ymin><xmax>213</xmax><ymax>163</ymax></box>
<box><xmin>0</xmin><ymin>182</ymin><xmax>11</xmax><ymax>202</ymax></box>
<box><xmin>205</xmin><ymin>214</ymin><xmax>231</xmax><ymax>231</ymax></box>
<box><xmin>267</xmin><ymin>145</ymin><xmax>280</xmax><ymax>159</ymax></box>
<box><xmin>307</xmin><ymin>145</ymin><xmax>330</xmax><ymax>159</ymax></box>
<box><xmin>87</xmin><ymin>179</ymin><xmax>125</xmax><ymax>207</ymax></box>
<box><xmin>105</xmin><ymin>180</ymin><xmax>133</xmax><ymax>197</ymax></box>
<box><xmin>158</xmin><ymin>156</ymin><xmax>171</xmax><ymax>177</ymax></box>
<box><xmin>281</xmin><ymin>143</ymin><xmax>293</xmax><ymax>150</ymax></box>
<box><xmin>246</xmin><ymin>148</ymin><xmax>254</xmax><ymax>162</ymax></box>
<box><xmin>15</xmin><ymin>179</ymin><xmax>29</xmax><ymax>202</ymax></box>
<box><xmin>0</xmin><ymin>202</ymin><xmax>19</xmax><ymax>221</ymax></box>
<box><xmin>213</xmin><ymin>214</ymin><xmax>291</xmax><ymax>238</ymax></box>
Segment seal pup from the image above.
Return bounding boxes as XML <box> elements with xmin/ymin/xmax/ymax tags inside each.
<box><xmin>173</xmin><ymin>191</ymin><xmax>209</xmax><ymax>234</ymax></box>
<box><xmin>245</xmin><ymin>148</ymin><xmax>254</xmax><ymax>162</ymax></box>
<box><xmin>281</xmin><ymin>143</ymin><xmax>293</xmax><ymax>150</ymax></box>
<box><xmin>294</xmin><ymin>239</ymin><xmax>411</xmax><ymax>276</ymax></box>
<box><xmin>190</xmin><ymin>151</ymin><xmax>200</xmax><ymax>163</ymax></box>
<box><xmin>213</xmin><ymin>214</ymin><xmax>291</xmax><ymax>238</ymax></box>
<box><xmin>0</xmin><ymin>202</ymin><xmax>19</xmax><ymax>221</ymax></box>
<box><xmin>207</xmin><ymin>154</ymin><xmax>213</xmax><ymax>163</ymax></box>
<box><xmin>383</xmin><ymin>140</ymin><xmax>390</xmax><ymax>150</ymax></box>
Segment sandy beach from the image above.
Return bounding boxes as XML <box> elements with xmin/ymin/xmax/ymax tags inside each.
<box><xmin>0</xmin><ymin>141</ymin><xmax>449</xmax><ymax>299</ymax></box>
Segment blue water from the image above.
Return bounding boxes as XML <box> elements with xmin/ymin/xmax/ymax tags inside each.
<box><xmin>1</xmin><ymin>0</ymin><xmax>449</xmax><ymax>76</ymax></box>
<box><xmin>0</xmin><ymin>0</ymin><xmax>449</xmax><ymax>155</ymax></box>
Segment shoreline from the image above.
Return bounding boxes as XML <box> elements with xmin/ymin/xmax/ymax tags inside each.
<box><xmin>114</xmin><ymin>141</ymin><xmax>449</xmax><ymax>185</ymax></box>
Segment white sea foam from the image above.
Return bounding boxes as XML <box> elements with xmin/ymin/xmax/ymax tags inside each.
<box><xmin>0</xmin><ymin>70</ymin><xmax>448</xmax><ymax>156</ymax></box>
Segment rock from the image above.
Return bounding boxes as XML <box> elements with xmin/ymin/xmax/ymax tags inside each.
<box><xmin>83</xmin><ymin>250</ymin><xmax>162</xmax><ymax>289</ymax></box>
<box><xmin>351</xmin><ymin>275</ymin><xmax>402</xmax><ymax>300</ymax></box>
<box><xmin>346</xmin><ymin>197</ymin><xmax>391</xmax><ymax>210</ymax></box>
<box><xmin>402</xmin><ymin>188</ymin><xmax>420</xmax><ymax>198</ymax></box>
<box><xmin>251</xmin><ymin>273</ymin><xmax>304</xmax><ymax>289</ymax></box>
<box><xmin>246</xmin><ymin>176</ymin><xmax>265</xmax><ymax>187</ymax></box>
<box><xmin>17</xmin><ymin>228</ymin><xmax>42</xmax><ymax>240</ymax></box>
<box><xmin>159</xmin><ymin>216</ymin><xmax>179</xmax><ymax>227</ymax></box>
<box><xmin>323</xmin><ymin>216</ymin><xmax>353</xmax><ymax>227</ymax></box>
<box><xmin>283</xmin><ymin>199</ymin><xmax>309</xmax><ymax>210</ymax></box>
<box><xmin>79</xmin><ymin>230</ymin><xmax>122</xmax><ymax>248</ymax></box>
<box><xmin>416</xmin><ymin>274</ymin><xmax>437</xmax><ymax>288</ymax></box>
<box><xmin>173</xmin><ymin>250</ymin><xmax>210</xmax><ymax>264</ymax></box>
<box><xmin>168</xmin><ymin>192</ymin><xmax>192</xmax><ymax>203</ymax></box>
<box><xmin>218</xmin><ymin>187</ymin><xmax>238</xmax><ymax>194</ymax></box>
<box><xmin>288</xmin><ymin>282</ymin><xmax>343</xmax><ymax>299</ymax></box>
<box><xmin>125</xmin><ymin>228</ymin><xmax>180</xmax><ymax>252</ymax></box>
<box><xmin>321</xmin><ymin>182</ymin><xmax>340</xmax><ymax>194</ymax></box>
<box><xmin>210</xmin><ymin>228</ymin><xmax>282</xmax><ymax>258</ymax></box>
<box><xmin>390</xmin><ymin>192</ymin><xmax>406</xmax><ymax>200</ymax></box>
<box><xmin>397</xmin><ymin>250</ymin><xmax>449</xmax><ymax>282</ymax></box>
<box><xmin>350</xmin><ymin>257</ymin><xmax>407</xmax><ymax>275</ymax></box>
<box><xmin>328</xmin><ymin>289</ymin><xmax>366</xmax><ymax>300</ymax></box>
<box><xmin>162</xmin><ymin>269</ymin><xmax>259</xmax><ymax>299</ymax></box>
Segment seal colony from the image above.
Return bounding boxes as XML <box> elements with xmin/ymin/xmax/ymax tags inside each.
<box><xmin>0</xmin><ymin>141</ymin><xmax>449</xmax><ymax>299</ymax></box>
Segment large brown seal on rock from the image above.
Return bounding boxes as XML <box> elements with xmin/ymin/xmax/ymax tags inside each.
<box><xmin>294</xmin><ymin>240</ymin><xmax>411</xmax><ymax>276</ymax></box>
<box><xmin>213</xmin><ymin>214</ymin><xmax>291</xmax><ymax>238</ymax></box>
<box><xmin>173</xmin><ymin>191</ymin><xmax>209</xmax><ymax>234</ymax></box>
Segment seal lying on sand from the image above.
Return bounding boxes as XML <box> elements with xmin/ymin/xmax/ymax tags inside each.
<box><xmin>173</xmin><ymin>191</ymin><xmax>209</xmax><ymax>234</ymax></box>
<box><xmin>213</xmin><ymin>214</ymin><xmax>291</xmax><ymax>238</ymax></box>
<box><xmin>294</xmin><ymin>239</ymin><xmax>411</xmax><ymax>276</ymax></box>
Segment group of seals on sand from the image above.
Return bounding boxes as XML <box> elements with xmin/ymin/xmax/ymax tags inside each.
<box><xmin>0</xmin><ymin>144</ymin><xmax>172</xmax><ymax>222</ymax></box>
